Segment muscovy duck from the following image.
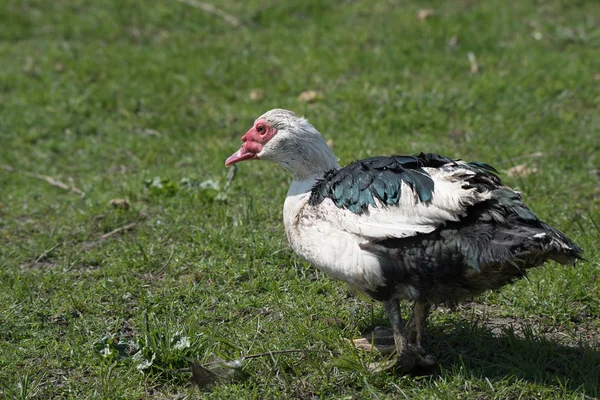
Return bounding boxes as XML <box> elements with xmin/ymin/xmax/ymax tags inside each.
<box><xmin>225</xmin><ymin>108</ymin><xmax>582</xmax><ymax>372</ymax></box>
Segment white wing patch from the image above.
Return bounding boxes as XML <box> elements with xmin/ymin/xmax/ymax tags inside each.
<box><xmin>331</xmin><ymin>167</ymin><xmax>492</xmax><ymax>241</ymax></box>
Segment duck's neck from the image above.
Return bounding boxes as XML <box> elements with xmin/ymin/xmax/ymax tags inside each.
<box><xmin>278</xmin><ymin>138</ymin><xmax>340</xmax><ymax>181</ymax></box>
<box><xmin>287</xmin><ymin>176</ymin><xmax>321</xmax><ymax>197</ymax></box>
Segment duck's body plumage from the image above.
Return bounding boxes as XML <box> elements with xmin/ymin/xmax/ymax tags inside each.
<box><xmin>226</xmin><ymin>108</ymin><xmax>582</xmax><ymax>372</ymax></box>
<box><xmin>284</xmin><ymin>153</ymin><xmax>581</xmax><ymax>306</ymax></box>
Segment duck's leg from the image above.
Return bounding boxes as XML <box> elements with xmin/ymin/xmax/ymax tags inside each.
<box><xmin>382</xmin><ymin>299</ymin><xmax>417</xmax><ymax>372</ymax></box>
<box><xmin>381</xmin><ymin>299</ymin><xmax>436</xmax><ymax>372</ymax></box>
<box><xmin>347</xmin><ymin>300</ymin><xmax>436</xmax><ymax>372</ymax></box>
<box><xmin>347</xmin><ymin>301</ymin><xmax>408</xmax><ymax>371</ymax></box>
<box><xmin>407</xmin><ymin>300</ymin><xmax>431</xmax><ymax>350</ymax></box>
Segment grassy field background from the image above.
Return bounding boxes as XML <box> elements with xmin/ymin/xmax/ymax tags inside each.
<box><xmin>1</xmin><ymin>0</ymin><xmax>599</xmax><ymax>398</ymax></box>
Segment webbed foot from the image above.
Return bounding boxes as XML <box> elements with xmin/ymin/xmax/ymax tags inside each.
<box><xmin>348</xmin><ymin>328</ymin><xmax>436</xmax><ymax>373</ymax></box>
<box><xmin>367</xmin><ymin>346</ymin><xmax>436</xmax><ymax>373</ymax></box>
<box><xmin>345</xmin><ymin>326</ymin><xmax>395</xmax><ymax>354</ymax></box>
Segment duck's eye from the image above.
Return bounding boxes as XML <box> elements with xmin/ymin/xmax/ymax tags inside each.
<box><xmin>257</xmin><ymin>125</ymin><xmax>266</xmax><ymax>134</ymax></box>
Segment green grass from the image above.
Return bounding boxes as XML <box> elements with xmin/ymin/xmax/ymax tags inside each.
<box><xmin>1</xmin><ymin>0</ymin><xmax>599</xmax><ymax>398</ymax></box>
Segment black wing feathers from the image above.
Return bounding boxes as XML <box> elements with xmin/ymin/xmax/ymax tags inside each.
<box><xmin>309</xmin><ymin>153</ymin><xmax>500</xmax><ymax>215</ymax></box>
<box><xmin>309</xmin><ymin>155</ymin><xmax>431</xmax><ymax>214</ymax></box>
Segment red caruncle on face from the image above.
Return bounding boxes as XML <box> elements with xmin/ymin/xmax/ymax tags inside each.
<box><xmin>225</xmin><ymin>119</ymin><xmax>278</xmax><ymax>166</ymax></box>
<box><xmin>242</xmin><ymin>119</ymin><xmax>277</xmax><ymax>148</ymax></box>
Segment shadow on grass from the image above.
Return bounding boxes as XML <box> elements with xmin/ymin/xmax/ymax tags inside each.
<box><xmin>356</xmin><ymin>315</ymin><xmax>599</xmax><ymax>397</ymax></box>
<box><xmin>424</xmin><ymin>322</ymin><xmax>600</xmax><ymax>398</ymax></box>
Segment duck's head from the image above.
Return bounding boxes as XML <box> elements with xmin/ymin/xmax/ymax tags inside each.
<box><xmin>226</xmin><ymin>109</ymin><xmax>339</xmax><ymax>179</ymax></box>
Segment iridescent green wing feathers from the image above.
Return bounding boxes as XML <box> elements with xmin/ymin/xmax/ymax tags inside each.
<box><xmin>308</xmin><ymin>153</ymin><xmax>500</xmax><ymax>215</ymax></box>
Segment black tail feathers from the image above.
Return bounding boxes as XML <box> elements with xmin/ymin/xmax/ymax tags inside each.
<box><xmin>539</xmin><ymin>222</ymin><xmax>583</xmax><ymax>265</ymax></box>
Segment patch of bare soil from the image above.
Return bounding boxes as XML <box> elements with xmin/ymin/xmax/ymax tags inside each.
<box><xmin>19</xmin><ymin>261</ymin><xmax>60</xmax><ymax>270</ymax></box>
<box><xmin>457</xmin><ymin>301</ymin><xmax>600</xmax><ymax>348</ymax></box>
